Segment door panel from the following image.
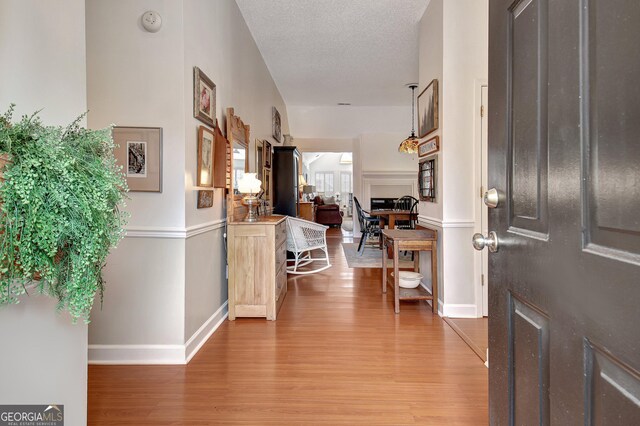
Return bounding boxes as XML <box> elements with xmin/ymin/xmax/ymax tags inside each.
<box><xmin>508</xmin><ymin>0</ymin><xmax>549</xmax><ymax>237</ymax></box>
<box><xmin>488</xmin><ymin>0</ymin><xmax>640</xmax><ymax>423</ymax></box>
<box><xmin>585</xmin><ymin>340</ymin><xmax>640</xmax><ymax>425</ymax></box>
<box><xmin>509</xmin><ymin>295</ymin><xmax>550</xmax><ymax>425</ymax></box>
<box><xmin>582</xmin><ymin>0</ymin><xmax>640</xmax><ymax>260</ymax></box>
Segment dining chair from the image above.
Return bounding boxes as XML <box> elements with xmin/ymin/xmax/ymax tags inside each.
<box><xmin>354</xmin><ymin>196</ymin><xmax>381</xmax><ymax>255</ymax></box>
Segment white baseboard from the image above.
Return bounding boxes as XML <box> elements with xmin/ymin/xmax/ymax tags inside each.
<box><xmin>89</xmin><ymin>302</ymin><xmax>228</xmax><ymax>365</ymax></box>
<box><xmin>441</xmin><ymin>303</ymin><xmax>478</xmax><ymax>318</ymax></box>
<box><xmin>185</xmin><ymin>301</ymin><xmax>228</xmax><ymax>363</ymax></box>
<box><xmin>88</xmin><ymin>344</ymin><xmax>186</xmax><ymax>365</ymax></box>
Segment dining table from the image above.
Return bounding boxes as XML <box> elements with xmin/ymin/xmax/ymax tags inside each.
<box><xmin>368</xmin><ymin>209</ymin><xmax>415</xmax><ymax>230</ymax></box>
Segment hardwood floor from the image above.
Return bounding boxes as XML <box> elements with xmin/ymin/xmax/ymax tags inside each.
<box><xmin>88</xmin><ymin>228</ymin><xmax>488</xmax><ymax>425</ymax></box>
<box><xmin>443</xmin><ymin>317</ymin><xmax>489</xmax><ymax>363</ymax></box>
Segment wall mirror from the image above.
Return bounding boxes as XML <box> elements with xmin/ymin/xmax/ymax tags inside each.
<box><xmin>226</xmin><ymin>108</ymin><xmax>250</xmax><ymax>219</ymax></box>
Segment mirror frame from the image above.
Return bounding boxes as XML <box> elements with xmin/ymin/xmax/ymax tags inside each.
<box><xmin>226</xmin><ymin>107</ymin><xmax>250</xmax><ymax>220</ymax></box>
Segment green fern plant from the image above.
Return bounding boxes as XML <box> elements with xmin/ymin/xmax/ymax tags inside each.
<box><xmin>0</xmin><ymin>105</ymin><xmax>128</xmax><ymax>323</ymax></box>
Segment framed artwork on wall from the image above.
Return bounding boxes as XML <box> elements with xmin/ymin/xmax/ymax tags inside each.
<box><xmin>112</xmin><ymin>126</ymin><xmax>162</xmax><ymax>192</ymax></box>
<box><xmin>418</xmin><ymin>79</ymin><xmax>439</xmax><ymax>138</ymax></box>
<box><xmin>197</xmin><ymin>125</ymin><xmax>215</xmax><ymax>187</ymax></box>
<box><xmin>263</xmin><ymin>140</ymin><xmax>272</xmax><ymax>169</ymax></box>
<box><xmin>263</xmin><ymin>167</ymin><xmax>271</xmax><ymax>199</ymax></box>
<box><xmin>197</xmin><ymin>190</ymin><xmax>214</xmax><ymax>208</ymax></box>
<box><xmin>255</xmin><ymin>139</ymin><xmax>264</xmax><ymax>181</ymax></box>
<box><xmin>418</xmin><ymin>135</ymin><xmax>439</xmax><ymax>158</ymax></box>
<box><xmin>193</xmin><ymin>66</ymin><xmax>216</xmax><ymax>128</ymax></box>
<box><xmin>272</xmin><ymin>107</ymin><xmax>282</xmax><ymax>143</ymax></box>
<box><xmin>418</xmin><ymin>155</ymin><xmax>437</xmax><ymax>202</ymax></box>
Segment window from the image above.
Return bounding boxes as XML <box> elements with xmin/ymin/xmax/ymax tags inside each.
<box><xmin>340</xmin><ymin>172</ymin><xmax>352</xmax><ymax>193</ymax></box>
<box><xmin>315</xmin><ymin>172</ymin><xmax>334</xmax><ymax>193</ymax></box>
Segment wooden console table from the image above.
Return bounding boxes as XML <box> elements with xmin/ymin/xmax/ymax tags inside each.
<box><xmin>382</xmin><ymin>229</ymin><xmax>438</xmax><ymax>314</ymax></box>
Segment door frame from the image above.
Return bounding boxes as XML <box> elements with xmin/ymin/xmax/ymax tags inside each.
<box><xmin>473</xmin><ymin>79</ymin><xmax>489</xmax><ymax>317</ymax></box>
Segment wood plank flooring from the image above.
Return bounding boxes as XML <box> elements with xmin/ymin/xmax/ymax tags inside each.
<box><xmin>88</xmin><ymin>228</ymin><xmax>488</xmax><ymax>425</ymax></box>
<box><xmin>443</xmin><ymin>317</ymin><xmax>489</xmax><ymax>363</ymax></box>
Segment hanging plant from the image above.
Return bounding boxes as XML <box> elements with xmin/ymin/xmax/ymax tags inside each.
<box><xmin>0</xmin><ymin>105</ymin><xmax>128</xmax><ymax>323</ymax></box>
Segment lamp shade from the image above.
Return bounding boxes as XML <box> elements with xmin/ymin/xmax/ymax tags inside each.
<box><xmin>237</xmin><ymin>173</ymin><xmax>262</xmax><ymax>194</ymax></box>
<box><xmin>398</xmin><ymin>135</ymin><xmax>419</xmax><ymax>153</ymax></box>
<box><xmin>302</xmin><ymin>185</ymin><xmax>315</xmax><ymax>194</ymax></box>
<box><xmin>298</xmin><ymin>174</ymin><xmax>307</xmax><ymax>187</ymax></box>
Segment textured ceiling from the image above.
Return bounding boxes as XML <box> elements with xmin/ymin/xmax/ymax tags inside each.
<box><xmin>235</xmin><ymin>0</ymin><xmax>429</xmax><ymax>106</ymax></box>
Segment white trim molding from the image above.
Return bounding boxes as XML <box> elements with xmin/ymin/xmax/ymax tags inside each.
<box><xmin>185</xmin><ymin>301</ymin><xmax>229</xmax><ymax>363</ymax></box>
<box><xmin>441</xmin><ymin>303</ymin><xmax>478</xmax><ymax>318</ymax></box>
<box><xmin>417</xmin><ymin>215</ymin><xmax>475</xmax><ymax>229</ymax></box>
<box><xmin>124</xmin><ymin>219</ymin><xmax>226</xmax><ymax>239</ymax></box>
<box><xmin>89</xmin><ymin>302</ymin><xmax>229</xmax><ymax>365</ymax></box>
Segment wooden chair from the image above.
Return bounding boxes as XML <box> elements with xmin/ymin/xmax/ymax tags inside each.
<box><xmin>354</xmin><ymin>197</ymin><xmax>381</xmax><ymax>255</ymax></box>
<box><xmin>394</xmin><ymin>195</ymin><xmax>419</xmax><ymax>230</ymax></box>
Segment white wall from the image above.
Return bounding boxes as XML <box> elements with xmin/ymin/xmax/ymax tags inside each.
<box><xmin>288</xmin><ymin>105</ymin><xmax>410</xmax><ymax>139</ymax></box>
<box><xmin>86</xmin><ymin>0</ymin><xmax>289</xmax><ymax>363</ymax></box>
<box><xmin>0</xmin><ymin>1</ymin><xmax>88</xmax><ymax>424</ymax></box>
<box><xmin>306</xmin><ymin>152</ymin><xmax>352</xmax><ymax>195</ymax></box>
<box><xmin>417</xmin><ymin>0</ymin><xmax>444</xmax><ymax>221</ymax></box>
<box><xmin>417</xmin><ymin>0</ymin><xmax>488</xmax><ymax>317</ymax></box>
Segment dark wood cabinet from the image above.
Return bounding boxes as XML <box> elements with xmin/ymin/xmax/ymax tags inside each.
<box><xmin>272</xmin><ymin>146</ymin><xmax>300</xmax><ymax>217</ymax></box>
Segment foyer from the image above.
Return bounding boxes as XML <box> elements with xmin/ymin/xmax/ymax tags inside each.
<box><xmin>88</xmin><ymin>229</ymin><xmax>488</xmax><ymax>424</ymax></box>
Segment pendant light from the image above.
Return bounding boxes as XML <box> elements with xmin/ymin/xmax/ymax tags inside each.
<box><xmin>398</xmin><ymin>84</ymin><xmax>419</xmax><ymax>154</ymax></box>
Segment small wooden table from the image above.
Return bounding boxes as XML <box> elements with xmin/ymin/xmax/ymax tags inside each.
<box><xmin>382</xmin><ymin>229</ymin><xmax>438</xmax><ymax>314</ymax></box>
<box><xmin>369</xmin><ymin>209</ymin><xmax>414</xmax><ymax>229</ymax></box>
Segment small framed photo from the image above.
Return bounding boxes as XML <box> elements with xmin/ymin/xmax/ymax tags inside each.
<box><xmin>263</xmin><ymin>140</ymin><xmax>272</xmax><ymax>169</ymax></box>
<box><xmin>272</xmin><ymin>107</ymin><xmax>282</xmax><ymax>143</ymax></box>
<box><xmin>255</xmin><ymin>139</ymin><xmax>264</xmax><ymax>181</ymax></box>
<box><xmin>194</xmin><ymin>66</ymin><xmax>216</xmax><ymax>128</ymax></box>
<box><xmin>113</xmin><ymin>126</ymin><xmax>162</xmax><ymax>192</ymax></box>
<box><xmin>418</xmin><ymin>79</ymin><xmax>439</xmax><ymax>138</ymax></box>
<box><xmin>197</xmin><ymin>125</ymin><xmax>215</xmax><ymax>187</ymax></box>
<box><xmin>197</xmin><ymin>190</ymin><xmax>214</xmax><ymax>209</ymax></box>
<box><xmin>418</xmin><ymin>135</ymin><xmax>440</xmax><ymax>158</ymax></box>
<box><xmin>263</xmin><ymin>167</ymin><xmax>271</xmax><ymax>199</ymax></box>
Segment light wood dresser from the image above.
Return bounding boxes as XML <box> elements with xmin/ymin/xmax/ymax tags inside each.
<box><xmin>298</xmin><ymin>201</ymin><xmax>315</xmax><ymax>222</ymax></box>
<box><xmin>227</xmin><ymin>215</ymin><xmax>287</xmax><ymax>320</ymax></box>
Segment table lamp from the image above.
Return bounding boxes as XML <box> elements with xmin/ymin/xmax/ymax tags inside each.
<box><xmin>302</xmin><ymin>185</ymin><xmax>315</xmax><ymax>201</ymax></box>
<box><xmin>237</xmin><ymin>173</ymin><xmax>262</xmax><ymax>222</ymax></box>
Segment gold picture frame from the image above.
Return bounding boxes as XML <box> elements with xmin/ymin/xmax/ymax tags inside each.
<box><xmin>197</xmin><ymin>125</ymin><xmax>215</xmax><ymax>187</ymax></box>
<box><xmin>418</xmin><ymin>79</ymin><xmax>439</xmax><ymax>138</ymax></box>
<box><xmin>194</xmin><ymin>66</ymin><xmax>216</xmax><ymax>128</ymax></box>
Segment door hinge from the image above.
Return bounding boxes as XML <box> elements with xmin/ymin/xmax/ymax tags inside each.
<box><xmin>480</xmin><ymin>105</ymin><xmax>485</xmax><ymax>117</ymax></box>
<box><xmin>481</xmin><ymin>274</ymin><xmax>485</xmax><ymax>286</ymax></box>
<box><xmin>480</xmin><ymin>185</ymin><xmax>484</xmax><ymax>198</ymax></box>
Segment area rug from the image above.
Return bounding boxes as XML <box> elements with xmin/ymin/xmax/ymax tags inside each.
<box><xmin>342</xmin><ymin>242</ymin><xmax>414</xmax><ymax>268</ymax></box>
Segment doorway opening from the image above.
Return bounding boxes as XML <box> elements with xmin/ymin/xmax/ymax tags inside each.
<box><xmin>301</xmin><ymin>152</ymin><xmax>353</xmax><ymax>234</ymax></box>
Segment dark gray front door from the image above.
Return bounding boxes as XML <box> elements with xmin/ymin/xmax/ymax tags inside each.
<box><xmin>487</xmin><ymin>0</ymin><xmax>640</xmax><ymax>423</ymax></box>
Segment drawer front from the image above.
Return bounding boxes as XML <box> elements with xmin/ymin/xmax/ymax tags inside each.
<box><xmin>276</xmin><ymin>243</ymin><xmax>287</xmax><ymax>274</ymax></box>
<box><xmin>276</xmin><ymin>267</ymin><xmax>287</xmax><ymax>301</ymax></box>
<box><xmin>275</xmin><ymin>221</ymin><xmax>287</xmax><ymax>249</ymax></box>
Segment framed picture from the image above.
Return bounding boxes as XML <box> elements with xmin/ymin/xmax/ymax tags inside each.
<box><xmin>418</xmin><ymin>155</ymin><xmax>437</xmax><ymax>202</ymax></box>
<box><xmin>418</xmin><ymin>79</ymin><xmax>439</xmax><ymax>138</ymax></box>
<box><xmin>418</xmin><ymin>135</ymin><xmax>440</xmax><ymax>158</ymax></box>
<box><xmin>197</xmin><ymin>125</ymin><xmax>215</xmax><ymax>187</ymax></box>
<box><xmin>255</xmin><ymin>139</ymin><xmax>264</xmax><ymax>181</ymax></box>
<box><xmin>113</xmin><ymin>126</ymin><xmax>162</xmax><ymax>192</ymax></box>
<box><xmin>272</xmin><ymin>107</ymin><xmax>282</xmax><ymax>143</ymax></box>
<box><xmin>197</xmin><ymin>190</ymin><xmax>214</xmax><ymax>208</ymax></box>
<box><xmin>193</xmin><ymin>67</ymin><xmax>216</xmax><ymax>128</ymax></box>
<box><xmin>263</xmin><ymin>167</ymin><xmax>271</xmax><ymax>199</ymax></box>
<box><xmin>263</xmin><ymin>140</ymin><xmax>272</xmax><ymax>169</ymax></box>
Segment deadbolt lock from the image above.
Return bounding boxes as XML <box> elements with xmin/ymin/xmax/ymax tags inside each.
<box><xmin>483</xmin><ymin>188</ymin><xmax>500</xmax><ymax>208</ymax></box>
